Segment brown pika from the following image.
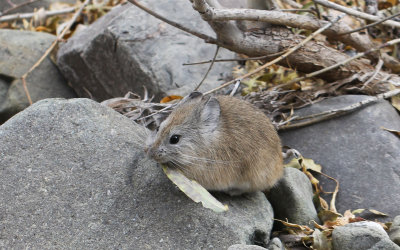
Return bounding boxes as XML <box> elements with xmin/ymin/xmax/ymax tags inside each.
<box><xmin>145</xmin><ymin>92</ymin><xmax>283</xmax><ymax>195</ymax></box>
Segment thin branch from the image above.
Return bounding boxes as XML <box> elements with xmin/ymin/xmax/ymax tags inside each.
<box><xmin>20</xmin><ymin>0</ymin><xmax>91</xmax><ymax>105</ymax></box>
<box><xmin>194</xmin><ymin>46</ymin><xmax>220</xmax><ymax>91</ymax></box>
<box><xmin>195</xmin><ymin>7</ymin><xmax>375</xmax><ymax>53</ymax></box>
<box><xmin>0</xmin><ymin>6</ymin><xmax>76</xmax><ymax>23</ymax></box>
<box><xmin>0</xmin><ymin>0</ymin><xmax>42</xmax><ymax>16</ymax></box>
<box><xmin>338</xmin><ymin>11</ymin><xmax>400</xmax><ymax>36</ymax></box>
<box><xmin>361</xmin><ymin>58</ymin><xmax>384</xmax><ymax>90</ymax></box>
<box><xmin>277</xmin><ymin>88</ymin><xmax>400</xmax><ymax>131</ymax></box>
<box><xmin>314</xmin><ymin>0</ymin><xmax>400</xmax><ymax>28</ymax></box>
<box><xmin>274</xmin><ymin>37</ymin><xmax>400</xmax><ymax>90</ymax></box>
<box><xmin>204</xmin><ymin>15</ymin><xmax>344</xmax><ymax>95</ymax></box>
<box><xmin>183</xmin><ymin>51</ymin><xmax>285</xmax><ymax>66</ymax></box>
<box><xmin>126</xmin><ymin>0</ymin><xmax>217</xmax><ymax>44</ymax></box>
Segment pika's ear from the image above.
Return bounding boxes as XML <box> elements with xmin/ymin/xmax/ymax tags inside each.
<box><xmin>200</xmin><ymin>97</ymin><xmax>220</xmax><ymax>133</ymax></box>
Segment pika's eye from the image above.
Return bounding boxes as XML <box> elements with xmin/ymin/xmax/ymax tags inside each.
<box><xmin>169</xmin><ymin>134</ymin><xmax>181</xmax><ymax>144</ymax></box>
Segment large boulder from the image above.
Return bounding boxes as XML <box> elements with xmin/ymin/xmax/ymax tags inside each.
<box><xmin>332</xmin><ymin>221</ymin><xmax>400</xmax><ymax>250</ymax></box>
<box><xmin>0</xmin><ymin>29</ymin><xmax>76</xmax><ymax>123</ymax></box>
<box><xmin>0</xmin><ymin>98</ymin><xmax>273</xmax><ymax>248</ymax></box>
<box><xmin>280</xmin><ymin>95</ymin><xmax>400</xmax><ymax>220</ymax></box>
<box><xmin>57</xmin><ymin>0</ymin><xmax>237</xmax><ymax>101</ymax></box>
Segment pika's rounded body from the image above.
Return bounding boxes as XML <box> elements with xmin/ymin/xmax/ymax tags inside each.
<box><xmin>146</xmin><ymin>92</ymin><xmax>283</xmax><ymax>195</ymax></box>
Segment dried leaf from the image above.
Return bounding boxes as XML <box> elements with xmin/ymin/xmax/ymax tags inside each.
<box><xmin>312</xmin><ymin>229</ymin><xmax>332</xmax><ymax>250</ymax></box>
<box><xmin>160</xmin><ymin>95</ymin><xmax>183</xmax><ymax>103</ymax></box>
<box><xmin>161</xmin><ymin>164</ymin><xmax>228</xmax><ymax>213</ymax></box>
<box><xmin>274</xmin><ymin>219</ymin><xmax>314</xmax><ymax>233</ymax></box>
<box><xmin>369</xmin><ymin>209</ymin><xmax>388</xmax><ymax>216</ymax></box>
<box><xmin>352</xmin><ymin>208</ymin><xmax>365</xmax><ymax>214</ymax></box>
<box><xmin>381</xmin><ymin>127</ymin><xmax>400</xmax><ymax>139</ymax></box>
<box><xmin>318</xmin><ymin>210</ymin><xmax>342</xmax><ymax>223</ymax></box>
<box><xmin>302</xmin><ymin>158</ymin><xmax>322</xmax><ymax>173</ymax></box>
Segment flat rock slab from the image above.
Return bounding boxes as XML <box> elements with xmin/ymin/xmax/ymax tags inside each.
<box><xmin>57</xmin><ymin>0</ymin><xmax>236</xmax><ymax>101</ymax></box>
<box><xmin>280</xmin><ymin>95</ymin><xmax>400</xmax><ymax>220</ymax></box>
<box><xmin>0</xmin><ymin>98</ymin><xmax>273</xmax><ymax>248</ymax></box>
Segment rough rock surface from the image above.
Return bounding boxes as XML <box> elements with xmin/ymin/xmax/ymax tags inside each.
<box><xmin>0</xmin><ymin>29</ymin><xmax>76</xmax><ymax>123</ymax></box>
<box><xmin>268</xmin><ymin>167</ymin><xmax>320</xmax><ymax>229</ymax></box>
<box><xmin>280</xmin><ymin>95</ymin><xmax>400</xmax><ymax>220</ymax></box>
<box><xmin>57</xmin><ymin>0</ymin><xmax>237</xmax><ymax>101</ymax></box>
<box><xmin>0</xmin><ymin>98</ymin><xmax>273</xmax><ymax>249</ymax></box>
<box><xmin>228</xmin><ymin>244</ymin><xmax>267</xmax><ymax>250</ymax></box>
<box><xmin>332</xmin><ymin>221</ymin><xmax>400</xmax><ymax>250</ymax></box>
<box><xmin>389</xmin><ymin>216</ymin><xmax>400</xmax><ymax>245</ymax></box>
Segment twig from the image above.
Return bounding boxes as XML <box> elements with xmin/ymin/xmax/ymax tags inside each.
<box><xmin>0</xmin><ymin>0</ymin><xmax>42</xmax><ymax>16</ymax></box>
<box><xmin>361</xmin><ymin>58</ymin><xmax>384</xmax><ymax>90</ymax></box>
<box><xmin>203</xmin><ymin>14</ymin><xmax>344</xmax><ymax>95</ymax></box>
<box><xmin>319</xmin><ymin>171</ymin><xmax>339</xmax><ymax>213</ymax></box>
<box><xmin>229</xmin><ymin>80</ymin><xmax>241</xmax><ymax>96</ymax></box>
<box><xmin>194</xmin><ymin>46</ymin><xmax>219</xmax><ymax>91</ymax></box>
<box><xmin>274</xmin><ymin>37</ymin><xmax>400</xmax><ymax>90</ymax></box>
<box><xmin>126</xmin><ymin>0</ymin><xmax>217</xmax><ymax>44</ymax></box>
<box><xmin>20</xmin><ymin>0</ymin><xmax>91</xmax><ymax>105</ymax></box>
<box><xmin>313</xmin><ymin>0</ymin><xmax>400</xmax><ymax>28</ymax></box>
<box><xmin>183</xmin><ymin>51</ymin><xmax>285</xmax><ymax>66</ymax></box>
<box><xmin>278</xmin><ymin>88</ymin><xmax>400</xmax><ymax>131</ymax></box>
<box><xmin>0</xmin><ymin>6</ymin><xmax>76</xmax><ymax>23</ymax></box>
<box><xmin>338</xmin><ymin>11</ymin><xmax>400</xmax><ymax>36</ymax></box>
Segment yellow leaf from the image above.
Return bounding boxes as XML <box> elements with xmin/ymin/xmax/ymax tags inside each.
<box><xmin>160</xmin><ymin>95</ymin><xmax>183</xmax><ymax>104</ymax></box>
<box><xmin>381</xmin><ymin>127</ymin><xmax>400</xmax><ymax>139</ymax></box>
<box><xmin>369</xmin><ymin>209</ymin><xmax>388</xmax><ymax>216</ymax></box>
<box><xmin>352</xmin><ymin>209</ymin><xmax>365</xmax><ymax>214</ymax></box>
<box><xmin>302</xmin><ymin>158</ymin><xmax>322</xmax><ymax>173</ymax></box>
<box><xmin>161</xmin><ymin>164</ymin><xmax>228</xmax><ymax>212</ymax></box>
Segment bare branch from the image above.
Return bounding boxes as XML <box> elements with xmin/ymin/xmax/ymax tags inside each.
<box><xmin>274</xmin><ymin>37</ymin><xmax>400</xmax><ymax>90</ymax></box>
<box><xmin>0</xmin><ymin>0</ymin><xmax>42</xmax><ymax>16</ymax></box>
<box><xmin>204</xmin><ymin>15</ymin><xmax>344</xmax><ymax>95</ymax></box>
<box><xmin>183</xmin><ymin>51</ymin><xmax>284</xmax><ymax>65</ymax></box>
<box><xmin>278</xmin><ymin>88</ymin><xmax>400</xmax><ymax>131</ymax></box>
<box><xmin>313</xmin><ymin>0</ymin><xmax>400</xmax><ymax>28</ymax></box>
<box><xmin>0</xmin><ymin>6</ymin><xmax>76</xmax><ymax>23</ymax></box>
<box><xmin>194</xmin><ymin>46</ymin><xmax>220</xmax><ymax>91</ymax></box>
<box><xmin>338</xmin><ymin>12</ymin><xmax>400</xmax><ymax>36</ymax></box>
<box><xmin>191</xmin><ymin>6</ymin><xmax>375</xmax><ymax>54</ymax></box>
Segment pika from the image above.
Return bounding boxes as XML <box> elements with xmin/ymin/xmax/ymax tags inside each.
<box><xmin>145</xmin><ymin>92</ymin><xmax>283</xmax><ymax>195</ymax></box>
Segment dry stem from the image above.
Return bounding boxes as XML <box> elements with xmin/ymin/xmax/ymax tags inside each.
<box><xmin>274</xmin><ymin>37</ymin><xmax>400</xmax><ymax>90</ymax></box>
<box><xmin>314</xmin><ymin>0</ymin><xmax>400</xmax><ymax>28</ymax></box>
<box><xmin>278</xmin><ymin>88</ymin><xmax>400</xmax><ymax>131</ymax></box>
<box><xmin>20</xmin><ymin>0</ymin><xmax>91</xmax><ymax>105</ymax></box>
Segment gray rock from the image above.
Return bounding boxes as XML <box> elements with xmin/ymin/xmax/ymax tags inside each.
<box><xmin>0</xmin><ymin>29</ymin><xmax>76</xmax><ymax>123</ymax></box>
<box><xmin>0</xmin><ymin>78</ymin><xmax>7</xmax><ymax>103</ymax></box>
<box><xmin>332</xmin><ymin>221</ymin><xmax>400</xmax><ymax>250</ymax></box>
<box><xmin>266</xmin><ymin>237</ymin><xmax>284</xmax><ymax>250</ymax></box>
<box><xmin>0</xmin><ymin>98</ymin><xmax>274</xmax><ymax>249</ymax></box>
<box><xmin>57</xmin><ymin>0</ymin><xmax>237</xmax><ymax>101</ymax></box>
<box><xmin>228</xmin><ymin>244</ymin><xmax>267</xmax><ymax>250</ymax></box>
<box><xmin>389</xmin><ymin>216</ymin><xmax>400</xmax><ymax>245</ymax></box>
<box><xmin>268</xmin><ymin>167</ymin><xmax>320</xmax><ymax>229</ymax></box>
<box><xmin>280</xmin><ymin>95</ymin><xmax>400</xmax><ymax>221</ymax></box>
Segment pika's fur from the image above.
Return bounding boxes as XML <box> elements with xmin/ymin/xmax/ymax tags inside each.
<box><xmin>146</xmin><ymin>92</ymin><xmax>283</xmax><ymax>195</ymax></box>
